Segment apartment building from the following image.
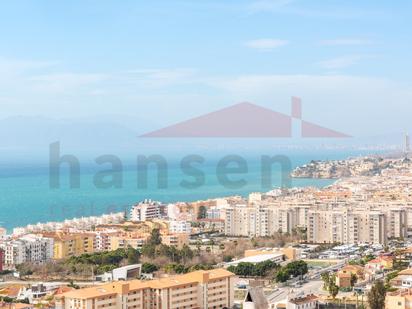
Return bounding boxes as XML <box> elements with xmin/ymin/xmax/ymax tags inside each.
<box><xmin>94</xmin><ymin>231</ymin><xmax>119</xmax><ymax>252</ymax></box>
<box><xmin>109</xmin><ymin>234</ymin><xmax>147</xmax><ymax>250</ymax></box>
<box><xmin>56</xmin><ymin>268</ymin><xmax>235</xmax><ymax>309</ymax></box>
<box><xmin>46</xmin><ymin>232</ymin><xmax>95</xmax><ymax>259</ymax></box>
<box><xmin>224</xmin><ymin>204</ymin><xmax>297</xmax><ymax>237</ymax></box>
<box><xmin>224</xmin><ymin>204</ymin><xmax>250</xmax><ymax>236</ymax></box>
<box><xmin>130</xmin><ymin>200</ymin><xmax>162</xmax><ymax>222</ymax></box>
<box><xmin>387</xmin><ymin>208</ymin><xmax>408</xmax><ymax>239</ymax></box>
<box><xmin>0</xmin><ymin>234</ymin><xmax>54</xmax><ymax>268</ymax></box>
<box><xmin>161</xmin><ymin>234</ymin><xmax>189</xmax><ymax>249</ymax></box>
<box><xmin>0</xmin><ymin>241</ymin><xmax>25</xmax><ymax>268</ymax></box>
<box><xmin>307</xmin><ymin>209</ymin><xmax>388</xmax><ymax>245</ymax></box>
<box><xmin>0</xmin><ymin>249</ymin><xmax>3</xmax><ymax>271</ymax></box>
<box><xmin>169</xmin><ymin>221</ymin><xmax>191</xmax><ymax>234</ymax></box>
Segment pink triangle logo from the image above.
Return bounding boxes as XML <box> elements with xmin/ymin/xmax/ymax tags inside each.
<box><xmin>140</xmin><ymin>97</ymin><xmax>350</xmax><ymax>138</ymax></box>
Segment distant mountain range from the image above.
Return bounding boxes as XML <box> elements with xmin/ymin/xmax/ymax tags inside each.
<box><xmin>0</xmin><ymin>115</ymin><xmax>406</xmax><ymax>161</ymax></box>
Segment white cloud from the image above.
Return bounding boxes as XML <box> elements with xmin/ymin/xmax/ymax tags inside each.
<box><xmin>29</xmin><ymin>73</ymin><xmax>108</xmax><ymax>94</ymax></box>
<box><xmin>318</xmin><ymin>55</ymin><xmax>362</xmax><ymax>69</ymax></box>
<box><xmin>244</xmin><ymin>39</ymin><xmax>288</xmax><ymax>51</ymax></box>
<box><xmin>320</xmin><ymin>38</ymin><xmax>373</xmax><ymax>46</ymax></box>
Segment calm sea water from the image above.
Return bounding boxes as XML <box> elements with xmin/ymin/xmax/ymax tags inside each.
<box><xmin>0</xmin><ymin>149</ymin><xmax>370</xmax><ymax>231</ymax></box>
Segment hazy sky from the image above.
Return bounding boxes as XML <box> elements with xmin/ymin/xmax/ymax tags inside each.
<box><xmin>1</xmin><ymin>0</ymin><xmax>412</xmax><ymax>136</ymax></box>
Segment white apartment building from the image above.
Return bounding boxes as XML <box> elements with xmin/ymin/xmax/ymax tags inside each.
<box><xmin>169</xmin><ymin>220</ymin><xmax>192</xmax><ymax>234</ymax></box>
<box><xmin>130</xmin><ymin>200</ymin><xmax>161</xmax><ymax>222</ymax></box>
<box><xmin>307</xmin><ymin>209</ymin><xmax>388</xmax><ymax>245</ymax></box>
<box><xmin>387</xmin><ymin>208</ymin><xmax>407</xmax><ymax>239</ymax></box>
<box><xmin>0</xmin><ymin>234</ymin><xmax>54</xmax><ymax>269</ymax></box>
<box><xmin>224</xmin><ymin>204</ymin><xmax>297</xmax><ymax>237</ymax></box>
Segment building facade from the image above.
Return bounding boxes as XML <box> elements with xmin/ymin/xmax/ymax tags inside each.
<box><xmin>57</xmin><ymin>269</ymin><xmax>234</xmax><ymax>309</ymax></box>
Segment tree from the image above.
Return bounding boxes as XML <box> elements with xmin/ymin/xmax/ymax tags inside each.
<box><xmin>180</xmin><ymin>244</ymin><xmax>194</xmax><ymax>263</ymax></box>
<box><xmin>141</xmin><ymin>244</ymin><xmax>156</xmax><ymax>258</ymax></box>
<box><xmin>284</xmin><ymin>260</ymin><xmax>308</xmax><ymax>278</ymax></box>
<box><xmin>367</xmin><ymin>280</ymin><xmax>386</xmax><ymax>309</ymax></box>
<box><xmin>350</xmin><ymin>273</ymin><xmax>358</xmax><ymax>287</ymax></box>
<box><xmin>142</xmin><ymin>263</ymin><xmax>158</xmax><ymax>274</ymax></box>
<box><xmin>127</xmin><ymin>247</ymin><xmax>140</xmax><ymax>264</ymax></box>
<box><xmin>328</xmin><ymin>274</ymin><xmax>339</xmax><ymax>299</ymax></box>
<box><xmin>68</xmin><ymin>280</ymin><xmax>80</xmax><ymax>289</ymax></box>
<box><xmin>198</xmin><ymin>206</ymin><xmax>207</xmax><ymax>219</ymax></box>
<box><xmin>321</xmin><ymin>272</ymin><xmax>330</xmax><ymax>290</ymax></box>
<box><xmin>223</xmin><ymin>255</ymin><xmax>233</xmax><ymax>263</ymax></box>
<box><xmin>276</xmin><ymin>270</ymin><xmax>290</xmax><ymax>282</ymax></box>
<box><xmin>148</xmin><ymin>228</ymin><xmax>162</xmax><ymax>246</ymax></box>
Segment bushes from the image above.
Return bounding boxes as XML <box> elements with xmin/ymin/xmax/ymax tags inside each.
<box><xmin>275</xmin><ymin>260</ymin><xmax>308</xmax><ymax>283</ymax></box>
<box><xmin>142</xmin><ymin>263</ymin><xmax>158</xmax><ymax>274</ymax></box>
<box><xmin>164</xmin><ymin>263</ymin><xmax>214</xmax><ymax>274</ymax></box>
<box><xmin>227</xmin><ymin>260</ymin><xmax>279</xmax><ymax>277</ymax></box>
<box><xmin>65</xmin><ymin>248</ymin><xmax>130</xmax><ymax>274</ymax></box>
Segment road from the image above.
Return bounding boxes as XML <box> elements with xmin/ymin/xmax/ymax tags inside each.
<box><xmin>267</xmin><ymin>280</ymin><xmax>323</xmax><ymax>303</ymax></box>
<box><xmin>308</xmin><ymin>259</ymin><xmax>347</xmax><ymax>280</ymax></box>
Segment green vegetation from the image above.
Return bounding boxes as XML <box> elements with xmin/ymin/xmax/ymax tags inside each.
<box><xmin>276</xmin><ymin>260</ymin><xmax>308</xmax><ymax>283</ymax></box>
<box><xmin>321</xmin><ymin>272</ymin><xmax>339</xmax><ymax>299</ymax></box>
<box><xmin>197</xmin><ymin>206</ymin><xmax>207</xmax><ymax>219</ymax></box>
<box><xmin>164</xmin><ymin>263</ymin><xmax>214</xmax><ymax>274</ymax></box>
<box><xmin>385</xmin><ymin>270</ymin><xmax>399</xmax><ymax>292</ymax></box>
<box><xmin>350</xmin><ymin>273</ymin><xmax>358</xmax><ymax>287</ymax></box>
<box><xmin>367</xmin><ymin>280</ymin><xmax>386</xmax><ymax>309</ymax></box>
<box><xmin>223</xmin><ymin>255</ymin><xmax>233</xmax><ymax>263</ymax></box>
<box><xmin>227</xmin><ymin>260</ymin><xmax>279</xmax><ymax>277</ymax></box>
<box><xmin>0</xmin><ymin>270</ymin><xmax>12</xmax><ymax>275</ymax></box>
<box><xmin>141</xmin><ymin>263</ymin><xmax>158</xmax><ymax>274</ymax></box>
<box><xmin>65</xmin><ymin>248</ymin><xmax>131</xmax><ymax>274</ymax></box>
<box><xmin>349</xmin><ymin>254</ymin><xmax>375</xmax><ymax>266</ymax></box>
<box><xmin>68</xmin><ymin>280</ymin><xmax>80</xmax><ymax>289</ymax></box>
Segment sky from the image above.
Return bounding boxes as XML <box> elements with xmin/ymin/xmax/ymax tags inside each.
<box><xmin>1</xmin><ymin>0</ymin><xmax>412</xmax><ymax>137</ymax></box>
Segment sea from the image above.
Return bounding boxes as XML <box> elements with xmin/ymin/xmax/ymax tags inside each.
<box><xmin>0</xmin><ymin>149</ymin><xmax>375</xmax><ymax>232</ymax></box>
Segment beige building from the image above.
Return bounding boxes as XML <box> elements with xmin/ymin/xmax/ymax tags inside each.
<box><xmin>307</xmin><ymin>209</ymin><xmax>387</xmax><ymax>245</ymax></box>
<box><xmin>224</xmin><ymin>204</ymin><xmax>297</xmax><ymax>237</ymax></box>
<box><xmin>109</xmin><ymin>234</ymin><xmax>147</xmax><ymax>250</ymax></box>
<box><xmin>161</xmin><ymin>233</ymin><xmax>189</xmax><ymax>249</ymax></box>
<box><xmin>386</xmin><ymin>288</ymin><xmax>412</xmax><ymax>308</ymax></box>
<box><xmin>43</xmin><ymin>232</ymin><xmax>95</xmax><ymax>259</ymax></box>
<box><xmin>56</xmin><ymin>268</ymin><xmax>234</xmax><ymax>309</ymax></box>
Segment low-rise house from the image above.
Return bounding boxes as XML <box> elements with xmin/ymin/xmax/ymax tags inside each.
<box><xmin>390</xmin><ymin>269</ymin><xmax>412</xmax><ymax>287</ymax></box>
<box><xmin>287</xmin><ymin>294</ymin><xmax>318</xmax><ymax>309</ymax></box>
<box><xmin>336</xmin><ymin>271</ymin><xmax>352</xmax><ymax>288</ymax></box>
<box><xmin>386</xmin><ymin>288</ymin><xmax>412</xmax><ymax>308</ymax></box>
<box><xmin>336</xmin><ymin>264</ymin><xmax>366</xmax><ymax>288</ymax></box>
<box><xmin>365</xmin><ymin>255</ymin><xmax>394</xmax><ymax>273</ymax></box>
